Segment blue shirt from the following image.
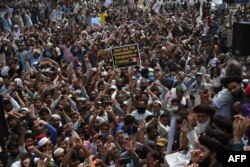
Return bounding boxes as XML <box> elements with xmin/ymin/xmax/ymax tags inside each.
<box><xmin>213</xmin><ymin>88</ymin><xmax>234</xmax><ymax>119</ymax></box>
<box><xmin>116</xmin><ymin>124</ymin><xmax>138</xmax><ymax>135</ymax></box>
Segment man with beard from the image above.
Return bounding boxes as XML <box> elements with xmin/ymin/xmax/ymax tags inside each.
<box><xmin>49</xmin><ymin>114</ymin><xmax>62</xmax><ymax>129</ymax></box>
<box><xmin>131</xmin><ymin>99</ymin><xmax>152</xmax><ymax>121</ymax></box>
<box><xmin>31</xmin><ymin>96</ymin><xmax>44</xmax><ymax>117</ymax></box>
<box><xmin>77</xmin><ymin>100</ymin><xmax>93</xmax><ymax>124</ymax></box>
<box><xmin>19</xmin><ymin>133</ymin><xmax>36</xmax><ymax>154</ymax></box>
<box><xmin>194</xmin><ymin>56</ymin><xmax>207</xmax><ymax>77</ymax></box>
<box><xmin>187</xmin><ymin>135</ymin><xmax>226</xmax><ymax>167</ymax></box>
<box><xmin>16</xmin><ymin>44</ymin><xmax>30</xmax><ymax>72</ymax></box>
<box><xmin>193</xmin><ymin>104</ymin><xmax>215</xmax><ymax>135</ymax></box>
<box><xmin>186</xmin><ymin>104</ymin><xmax>215</xmax><ymax>146</ymax></box>
<box><xmin>140</xmin><ymin>78</ymin><xmax>150</xmax><ymax>92</ymax></box>
<box><xmin>6</xmin><ymin>142</ymin><xmax>20</xmax><ymax>167</ymax></box>
<box><xmin>213</xmin><ymin>59</ymin><xmax>247</xmax><ymax>119</ymax></box>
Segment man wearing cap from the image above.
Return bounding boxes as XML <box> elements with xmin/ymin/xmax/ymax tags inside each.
<box><xmin>205</xmin><ymin>115</ymin><xmax>233</xmax><ymax>148</ymax></box>
<box><xmin>213</xmin><ymin>59</ymin><xmax>248</xmax><ymax>119</ymax></box>
<box><xmin>151</xmin><ymin>100</ymin><xmax>164</xmax><ymax>117</ymax></box>
<box><xmin>53</xmin><ymin>147</ymin><xmax>65</xmax><ymax>166</ymax></box>
<box><xmin>155</xmin><ymin>138</ymin><xmax>168</xmax><ymax>156</ymax></box>
<box><xmin>194</xmin><ymin>104</ymin><xmax>215</xmax><ymax>135</ymax></box>
<box><xmin>188</xmin><ymin>135</ymin><xmax>225</xmax><ymax>167</ymax></box>
<box><xmin>163</xmin><ymin>85</ymin><xmax>188</xmax><ymax>109</ymax></box>
<box><xmin>36</xmin><ymin>137</ymin><xmax>54</xmax><ymax>160</ymax></box>
<box><xmin>220</xmin><ymin>65</ymin><xmax>247</xmax><ymax>103</ymax></box>
<box><xmin>186</xmin><ymin>104</ymin><xmax>215</xmax><ymax>146</ymax></box>
<box><xmin>50</xmin><ymin>114</ymin><xmax>62</xmax><ymax>129</ymax></box>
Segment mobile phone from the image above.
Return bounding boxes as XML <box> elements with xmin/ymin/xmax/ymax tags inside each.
<box><xmin>119</xmin><ymin>157</ymin><xmax>131</xmax><ymax>165</ymax></box>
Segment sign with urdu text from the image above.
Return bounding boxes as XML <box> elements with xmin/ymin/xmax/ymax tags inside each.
<box><xmin>111</xmin><ymin>44</ymin><xmax>141</xmax><ymax>69</ymax></box>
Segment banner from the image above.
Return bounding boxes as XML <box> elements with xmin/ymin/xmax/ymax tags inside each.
<box><xmin>201</xmin><ymin>35</ymin><xmax>212</xmax><ymax>47</ymax></box>
<box><xmin>111</xmin><ymin>44</ymin><xmax>141</xmax><ymax>69</ymax></box>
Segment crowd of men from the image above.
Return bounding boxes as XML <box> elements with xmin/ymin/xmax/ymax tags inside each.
<box><xmin>0</xmin><ymin>0</ymin><xmax>250</xmax><ymax>167</ymax></box>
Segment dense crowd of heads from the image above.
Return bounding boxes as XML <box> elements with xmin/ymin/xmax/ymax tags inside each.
<box><xmin>0</xmin><ymin>0</ymin><xmax>250</xmax><ymax>167</ymax></box>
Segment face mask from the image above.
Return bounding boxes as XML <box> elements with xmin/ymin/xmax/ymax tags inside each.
<box><xmin>192</xmin><ymin>70</ymin><xmax>197</xmax><ymax>74</ymax></box>
<box><xmin>172</xmin><ymin>106</ymin><xmax>179</xmax><ymax>112</ymax></box>
<box><xmin>137</xmin><ymin>107</ymin><xmax>146</xmax><ymax>114</ymax></box>
<box><xmin>135</xmin><ymin>73</ymin><xmax>141</xmax><ymax>79</ymax></box>
<box><xmin>148</xmin><ymin>76</ymin><xmax>155</xmax><ymax>82</ymax></box>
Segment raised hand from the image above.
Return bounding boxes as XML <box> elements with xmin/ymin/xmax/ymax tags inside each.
<box><xmin>34</xmin><ymin>119</ymin><xmax>47</xmax><ymax>126</ymax></box>
<box><xmin>13</xmin><ymin>91</ymin><xmax>19</xmax><ymax>98</ymax></box>
<box><xmin>74</xmin><ymin>137</ymin><xmax>83</xmax><ymax>148</ymax></box>
<box><xmin>106</xmin><ymin>106</ymin><xmax>114</xmax><ymax>115</ymax></box>
<box><xmin>233</xmin><ymin>101</ymin><xmax>241</xmax><ymax>115</ymax></box>
<box><xmin>233</xmin><ymin>115</ymin><xmax>249</xmax><ymax>143</ymax></box>
<box><xmin>187</xmin><ymin>113</ymin><xmax>197</xmax><ymax>131</ymax></box>
<box><xmin>3</xmin><ymin>93</ymin><xmax>11</xmax><ymax>100</ymax></box>
<box><xmin>190</xmin><ymin>150</ymin><xmax>202</xmax><ymax>163</ymax></box>
<box><xmin>185</xmin><ymin>163</ymin><xmax>199</xmax><ymax>167</ymax></box>
<box><xmin>138</xmin><ymin>120</ymin><xmax>146</xmax><ymax>131</ymax></box>
<box><xmin>180</xmin><ymin>120</ymin><xmax>188</xmax><ymax>133</ymax></box>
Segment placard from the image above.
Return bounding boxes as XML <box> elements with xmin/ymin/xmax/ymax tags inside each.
<box><xmin>201</xmin><ymin>35</ymin><xmax>212</xmax><ymax>47</ymax></box>
<box><xmin>104</xmin><ymin>0</ymin><xmax>112</xmax><ymax>8</ymax></box>
<box><xmin>91</xmin><ymin>17</ymin><xmax>100</xmax><ymax>25</ymax></box>
<box><xmin>111</xmin><ymin>44</ymin><xmax>141</xmax><ymax>69</ymax></box>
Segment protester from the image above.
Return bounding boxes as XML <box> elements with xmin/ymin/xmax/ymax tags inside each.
<box><xmin>0</xmin><ymin>0</ymin><xmax>250</xmax><ymax>167</ymax></box>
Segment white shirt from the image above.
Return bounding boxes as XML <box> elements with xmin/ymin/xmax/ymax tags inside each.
<box><xmin>209</xmin><ymin>57</ymin><xmax>218</xmax><ymax>67</ymax></box>
<box><xmin>49</xmin><ymin>10</ymin><xmax>57</xmax><ymax>22</ymax></box>
<box><xmin>131</xmin><ymin>110</ymin><xmax>152</xmax><ymax>121</ymax></box>
<box><xmin>165</xmin><ymin>88</ymin><xmax>187</xmax><ymax>106</ymax></box>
